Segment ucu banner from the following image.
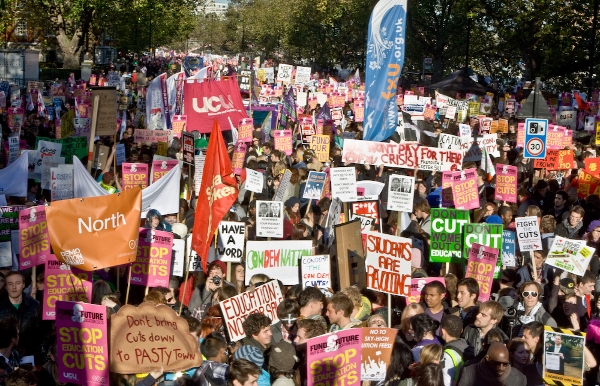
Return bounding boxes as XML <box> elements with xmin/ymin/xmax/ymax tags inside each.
<box><xmin>184</xmin><ymin>77</ymin><xmax>248</xmax><ymax>133</ymax></box>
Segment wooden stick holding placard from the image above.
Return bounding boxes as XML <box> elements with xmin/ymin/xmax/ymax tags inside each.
<box><xmin>305</xmin><ymin>199</ymin><xmax>312</xmax><ymax>217</ymax></box>
<box><xmin>31</xmin><ymin>266</ymin><xmax>36</xmax><ymax>299</ymax></box>
<box><xmin>387</xmin><ymin>293</ymin><xmax>392</xmax><ymax>328</ymax></box>
<box><xmin>125</xmin><ymin>264</ymin><xmax>132</xmax><ymax>305</ymax></box>
<box><xmin>529</xmin><ymin>251</ymin><xmax>538</xmax><ymax>281</ymax></box>
<box><xmin>226</xmin><ymin>262</ymin><xmax>232</xmax><ymax>283</ymax></box>
<box><xmin>87</xmin><ymin>95</ymin><xmax>100</xmax><ymax>173</ymax></box>
<box><xmin>179</xmin><ymin>237</ymin><xmax>192</xmax><ymax>315</ymax></box>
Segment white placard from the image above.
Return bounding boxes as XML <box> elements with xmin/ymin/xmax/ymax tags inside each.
<box><xmin>301</xmin><ymin>255</ymin><xmax>330</xmax><ymax>289</ymax></box>
<box><xmin>50</xmin><ymin>164</ymin><xmax>73</xmax><ymax>201</ymax></box>
<box><xmin>171</xmin><ymin>238</ymin><xmax>185</xmax><ymax>277</ymax></box>
<box><xmin>546</xmin><ymin>236</ymin><xmax>596</xmax><ymax>276</ymax></box>
<box><xmin>245</xmin><ymin>240</ymin><xmax>313</xmax><ymax>285</ymax></box>
<box><xmin>256</xmin><ymin>200</ymin><xmax>283</xmax><ymax>238</ymax></box>
<box><xmin>245</xmin><ymin>169</ymin><xmax>264</xmax><ymax>193</ymax></box>
<box><xmin>515</xmin><ymin>216</ymin><xmax>543</xmax><ymax>251</ymax></box>
<box><xmin>330</xmin><ymin>167</ymin><xmax>358</xmax><ymax>202</ymax></box>
<box><xmin>438</xmin><ymin>133</ymin><xmax>462</xmax><ymax>151</ymax></box>
<box><xmin>364</xmin><ymin>231</ymin><xmax>412</xmax><ymax>296</ymax></box>
<box><xmin>277</xmin><ymin>64</ymin><xmax>293</xmax><ymax>83</ymax></box>
<box><xmin>295</xmin><ymin>67</ymin><xmax>312</xmax><ymax>84</ymax></box>
<box><xmin>216</xmin><ymin>221</ymin><xmax>245</xmax><ymax>262</ymax></box>
<box><xmin>387</xmin><ymin>175</ymin><xmax>415</xmax><ymax>212</ymax></box>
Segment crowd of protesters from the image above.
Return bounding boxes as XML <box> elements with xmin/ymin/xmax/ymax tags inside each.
<box><xmin>0</xmin><ymin>56</ymin><xmax>600</xmax><ymax>386</ymax></box>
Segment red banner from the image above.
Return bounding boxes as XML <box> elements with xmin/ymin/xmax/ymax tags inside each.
<box><xmin>191</xmin><ymin>121</ymin><xmax>239</xmax><ymax>272</ymax></box>
<box><xmin>183</xmin><ymin>77</ymin><xmax>249</xmax><ymax>134</ymax></box>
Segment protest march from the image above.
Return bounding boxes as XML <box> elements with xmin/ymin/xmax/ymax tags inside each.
<box><xmin>3</xmin><ymin>2</ymin><xmax>600</xmax><ymax>386</ymax></box>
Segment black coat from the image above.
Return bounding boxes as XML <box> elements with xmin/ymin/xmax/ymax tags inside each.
<box><xmin>0</xmin><ymin>293</ymin><xmax>41</xmax><ymax>355</ymax></box>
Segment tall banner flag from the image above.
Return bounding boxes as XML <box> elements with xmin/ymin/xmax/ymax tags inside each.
<box><xmin>191</xmin><ymin>120</ymin><xmax>239</xmax><ymax>272</ymax></box>
<box><xmin>363</xmin><ymin>0</ymin><xmax>407</xmax><ymax>141</ymax></box>
<box><xmin>183</xmin><ymin>77</ymin><xmax>249</xmax><ymax>134</ymax></box>
<box><xmin>280</xmin><ymin>87</ymin><xmax>297</xmax><ymax>126</ymax></box>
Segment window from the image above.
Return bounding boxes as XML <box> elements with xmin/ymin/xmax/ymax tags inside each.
<box><xmin>15</xmin><ymin>20</ymin><xmax>27</xmax><ymax>36</ymax></box>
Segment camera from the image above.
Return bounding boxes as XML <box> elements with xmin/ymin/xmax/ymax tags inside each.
<box><xmin>212</xmin><ymin>276</ymin><xmax>221</xmax><ymax>286</ymax></box>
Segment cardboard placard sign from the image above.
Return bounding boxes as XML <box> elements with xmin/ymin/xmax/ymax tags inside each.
<box><xmin>364</xmin><ymin>232</ymin><xmax>411</xmax><ymax>296</ymax></box>
<box><xmin>110</xmin><ymin>303</ymin><xmax>202</xmax><ymax>373</ymax></box>
<box><xmin>245</xmin><ymin>240</ymin><xmax>312</xmax><ymax>285</ymax></box>
<box><xmin>220</xmin><ymin>280</ymin><xmax>284</xmax><ymax>341</ymax></box>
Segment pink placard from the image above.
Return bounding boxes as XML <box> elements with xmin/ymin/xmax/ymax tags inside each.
<box><xmin>151</xmin><ymin>159</ymin><xmax>178</xmax><ymax>183</ymax></box>
<box><xmin>495</xmin><ymin>164</ymin><xmax>518</xmax><ymax>203</ymax></box>
<box><xmin>451</xmin><ymin>168</ymin><xmax>479</xmax><ymax>210</ymax></box>
<box><xmin>306</xmin><ymin>329</ymin><xmax>362</xmax><ymax>385</ymax></box>
<box><xmin>18</xmin><ymin>205</ymin><xmax>51</xmax><ymax>269</ymax></box>
<box><xmin>232</xmin><ymin>142</ymin><xmax>247</xmax><ymax>175</ymax></box>
<box><xmin>517</xmin><ymin>123</ymin><xmax>525</xmax><ymax>147</ymax></box>
<box><xmin>56</xmin><ymin>301</ymin><xmax>109</xmax><ymax>385</ymax></box>
<box><xmin>134</xmin><ymin>129</ymin><xmax>169</xmax><ymax>143</ymax></box>
<box><xmin>465</xmin><ymin>243</ymin><xmax>498</xmax><ymax>302</ymax></box>
<box><xmin>274</xmin><ymin>129</ymin><xmax>293</xmax><ymax>155</ymax></box>
<box><xmin>238</xmin><ymin>118</ymin><xmax>254</xmax><ymax>143</ymax></box>
<box><xmin>547</xmin><ymin>125</ymin><xmax>566</xmax><ymax>150</ymax></box>
<box><xmin>43</xmin><ymin>255</ymin><xmax>93</xmax><ymax>320</ymax></box>
<box><xmin>408</xmin><ymin>277</ymin><xmax>446</xmax><ymax>304</ymax></box>
<box><xmin>131</xmin><ymin>228</ymin><xmax>173</xmax><ymax>288</ymax></box>
<box><xmin>442</xmin><ymin>171</ymin><xmax>456</xmax><ymax>207</ymax></box>
<box><xmin>122</xmin><ymin>163</ymin><xmax>149</xmax><ymax>190</ymax></box>
<box><xmin>171</xmin><ymin>115</ymin><xmax>187</xmax><ymax>138</ymax></box>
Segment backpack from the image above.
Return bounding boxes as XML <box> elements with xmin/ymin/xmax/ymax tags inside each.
<box><xmin>443</xmin><ymin>346</ymin><xmax>465</xmax><ymax>384</ymax></box>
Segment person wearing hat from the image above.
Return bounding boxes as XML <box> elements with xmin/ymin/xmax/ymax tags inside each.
<box><xmin>549</xmin><ymin>275</ymin><xmax>587</xmax><ymax>330</ymax></box>
<box><xmin>233</xmin><ymin>345</ymin><xmax>270</xmax><ymax>386</ymax></box>
<box><xmin>268</xmin><ymin>341</ymin><xmax>298</xmax><ymax>386</ymax></box>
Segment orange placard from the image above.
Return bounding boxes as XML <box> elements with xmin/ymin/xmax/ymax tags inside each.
<box><xmin>533</xmin><ymin>150</ymin><xmax>574</xmax><ymax>170</ymax></box>
<box><xmin>46</xmin><ymin>187</ymin><xmax>142</xmax><ymax>271</ymax></box>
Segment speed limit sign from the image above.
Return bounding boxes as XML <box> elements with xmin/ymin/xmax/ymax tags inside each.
<box><xmin>524</xmin><ymin>118</ymin><xmax>547</xmax><ymax>159</ymax></box>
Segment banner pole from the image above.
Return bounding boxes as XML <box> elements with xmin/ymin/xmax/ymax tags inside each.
<box><xmin>116</xmin><ymin>267</ymin><xmax>120</xmax><ymax>292</ymax></box>
<box><xmin>87</xmin><ymin>95</ymin><xmax>100</xmax><ymax>173</ymax></box>
<box><xmin>31</xmin><ymin>265</ymin><xmax>36</xmax><ymax>299</ymax></box>
<box><xmin>305</xmin><ymin>199</ymin><xmax>313</xmax><ymax>218</ymax></box>
<box><xmin>387</xmin><ymin>293</ymin><xmax>392</xmax><ymax>327</ymax></box>
<box><xmin>226</xmin><ymin>262</ymin><xmax>232</xmax><ymax>283</ymax></box>
<box><xmin>113</xmin><ymin>135</ymin><xmax>117</xmax><ymax>172</ymax></box>
<box><xmin>125</xmin><ymin>264</ymin><xmax>132</xmax><ymax>305</ymax></box>
<box><xmin>529</xmin><ymin>251</ymin><xmax>538</xmax><ymax>281</ymax></box>
<box><xmin>179</xmin><ymin>236</ymin><xmax>192</xmax><ymax>315</ymax></box>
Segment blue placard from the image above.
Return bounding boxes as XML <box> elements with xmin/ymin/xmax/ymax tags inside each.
<box><xmin>524</xmin><ymin>118</ymin><xmax>548</xmax><ymax>159</ymax></box>
<box><xmin>502</xmin><ymin>230</ymin><xmax>516</xmax><ymax>267</ymax></box>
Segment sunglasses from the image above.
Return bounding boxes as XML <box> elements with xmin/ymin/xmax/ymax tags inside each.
<box><xmin>489</xmin><ymin>360</ymin><xmax>510</xmax><ymax>368</ymax></box>
<box><xmin>522</xmin><ymin>291</ymin><xmax>539</xmax><ymax>298</ymax></box>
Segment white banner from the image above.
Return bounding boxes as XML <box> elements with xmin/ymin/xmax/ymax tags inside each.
<box><xmin>245</xmin><ymin>169</ymin><xmax>264</xmax><ymax>194</ymax></box>
<box><xmin>0</xmin><ymin>153</ymin><xmax>28</xmax><ymax>197</ymax></box>
<box><xmin>72</xmin><ymin>157</ymin><xmax>180</xmax><ymax>217</ymax></box>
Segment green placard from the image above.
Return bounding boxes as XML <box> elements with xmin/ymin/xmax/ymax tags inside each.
<box><xmin>463</xmin><ymin>223</ymin><xmax>503</xmax><ymax>278</ymax></box>
<box><xmin>430</xmin><ymin>208</ymin><xmax>470</xmax><ymax>263</ymax></box>
<box><xmin>35</xmin><ymin>136</ymin><xmax>88</xmax><ymax>164</ymax></box>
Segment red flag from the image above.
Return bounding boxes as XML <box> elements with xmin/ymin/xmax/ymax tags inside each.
<box><xmin>574</xmin><ymin>91</ymin><xmax>589</xmax><ymax>112</ymax></box>
<box><xmin>191</xmin><ymin>120</ymin><xmax>239</xmax><ymax>272</ymax></box>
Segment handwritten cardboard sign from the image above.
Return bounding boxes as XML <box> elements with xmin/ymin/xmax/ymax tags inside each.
<box><xmin>110</xmin><ymin>303</ymin><xmax>202</xmax><ymax>373</ymax></box>
<box><xmin>220</xmin><ymin>280</ymin><xmax>284</xmax><ymax>341</ymax></box>
<box><xmin>515</xmin><ymin>216</ymin><xmax>543</xmax><ymax>252</ymax></box>
<box><xmin>134</xmin><ymin>129</ymin><xmax>169</xmax><ymax>143</ymax></box>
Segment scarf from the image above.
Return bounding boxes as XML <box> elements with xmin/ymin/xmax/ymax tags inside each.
<box><xmin>562</xmin><ymin>218</ymin><xmax>583</xmax><ymax>238</ymax></box>
<box><xmin>517</xmin><ymin>301</ymin><xmax>542</xmax><ymax>325</ymax></box>
<box><xmin>477</xmin><ymin>358</ymin><xmax>512</xmax><ymax>385</ymax></box>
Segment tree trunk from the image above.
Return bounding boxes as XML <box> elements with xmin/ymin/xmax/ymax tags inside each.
<box><xmin>57</xmin><ymin>28</ymin><xmax>82</xmax><ymax>69</ymax></box>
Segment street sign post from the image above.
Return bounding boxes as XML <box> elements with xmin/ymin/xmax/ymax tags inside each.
<box><xmin>524</xmin><ymin>118</ymin><xmax>548</xmax><ymax>159</ymax></box>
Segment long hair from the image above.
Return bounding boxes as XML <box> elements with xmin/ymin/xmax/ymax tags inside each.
<box><xmin>385</xmin><ymin>338</ymin><xmax>413</xmax><ymax>381</ymax></box>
